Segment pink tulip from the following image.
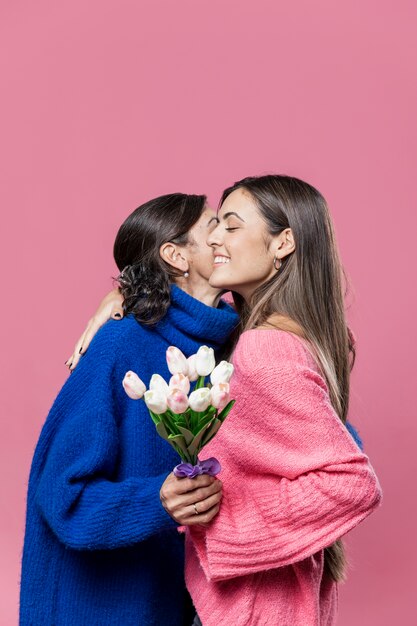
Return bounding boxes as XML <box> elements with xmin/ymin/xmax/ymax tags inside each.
<box><xmin>144</xmin><ymin>390</ymin><xmax>168</xmax><ymax>414</ymax></box>
<box><xmin>210</xmin><ymin>361</ymin><xmax>234</xmax><ymax>385</ymax></box>
<box><xmin>195</xmin><ymin>345</ymin><xmax>216</xmax><ymax>376</ymax></box>
<box><xmin>186</xmin><ymin>354</ymin><xmax>199</xmax><ymax>382</ymax></box>
<box><xmin>166</xmin><ymin>346</ymin><xmax>189</xmax><ymax>376</ymax></box>
<box><xmin>188</xmin><ymin>387</ymin><xmax>211</xmax><ymax>412</ymax></box>
<box><xmin>169</xmin><ymin>373</ymin><xmax>190</xmax><ymax>395</ymax></box>
<box><xmin>167</xmin><ymin>389</ymin><xmax>189</xmax><ymax>414</ymax></box>
<box><xmin>210</xmin><ymin>382</ymin><xmax>230</xmax><ymax>411</ymax></box>
<box><xmin>122</xmin><ymin>371</ymin><xmax>147</xmax><ymax>400</ymax></box>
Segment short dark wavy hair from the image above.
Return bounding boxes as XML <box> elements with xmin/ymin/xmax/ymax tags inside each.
<box><xmin>113</xmin><ymin>193</ymin><xmax>207</xmax><ymax>325</ymax></box>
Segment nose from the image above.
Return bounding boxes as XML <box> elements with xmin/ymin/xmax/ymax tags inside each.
<box><xmin>207</xmin><ymin>222</ymin><xmax>222</xmax><ymax>248</ymax></box>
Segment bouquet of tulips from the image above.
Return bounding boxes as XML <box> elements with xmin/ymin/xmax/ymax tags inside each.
<box><xmin>122</xmin><ymin>345</ymin><xmax>235</xmax><ymax>477</ymax></box>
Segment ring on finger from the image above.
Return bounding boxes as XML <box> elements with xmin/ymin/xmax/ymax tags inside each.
<box><xmin>193</xmin><ymin>503</ymin><xmax>199</xmax><ymax>515</ymax></box>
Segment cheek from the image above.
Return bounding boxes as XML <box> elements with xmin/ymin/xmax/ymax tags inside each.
<box><xmin>238</xmin><ymin>257</ymin><xmax>270</xmax><ymax>279</ymax></box>
<box><xmin>233</xmin><ymin>236</ymin><xmax>269</xmax><ymax>266</ymax></box>
<box><xmin>230</xmin><ymin>240</ymin><xmax>273</xmax><ymax>283</ymax></box>
<box><xmin>193</xmin><ymin>244</ymin><xmax>214</xmax><ymax>276</ymax></box>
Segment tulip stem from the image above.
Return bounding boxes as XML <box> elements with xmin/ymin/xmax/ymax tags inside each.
<box><xmin>161</xmin><ymin>410</ymin><xmax>179</xmax><ymax>436</ymax></box>
<box><xmin>195</xmin><ymin>375</ymin><xmax>206</xmax><ymax>390</ymax></box>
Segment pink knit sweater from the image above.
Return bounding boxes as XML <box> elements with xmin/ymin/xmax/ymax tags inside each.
<box><xmin>185</xmin><ymin>330</ymin><xmax>382</xmax><ymax>626</ymax></box>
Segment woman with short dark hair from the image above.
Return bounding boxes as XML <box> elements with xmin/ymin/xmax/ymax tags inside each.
<box><xmin>20</xmin><ymin>193</ymin><xmax>238</xmax><ymax>626</ymax></box>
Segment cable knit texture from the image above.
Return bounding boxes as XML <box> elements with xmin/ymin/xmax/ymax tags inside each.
<box><xmin>20</xmin><ymin>285</ymin><xmax>239</xmax><ymax>626</ymax></box>
<box><xmin>186</xmin><ymin>329</ymin><xmax>382</xmax><ymax>626</ymax></box>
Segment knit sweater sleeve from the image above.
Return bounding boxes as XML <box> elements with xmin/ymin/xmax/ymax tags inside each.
<box><xmin>188</xmin><ymin>330</ymin><xmax>382</xmax><ymax>581</ymax></box>
<box><xmin>34</xmin><ymin>324</ymin><xmax>177</xmax><ymax>550</ymax></box>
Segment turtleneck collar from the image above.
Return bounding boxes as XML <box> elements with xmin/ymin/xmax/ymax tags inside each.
<box><xmin>154</xmin><ymin>285</ymin><xmax>239</xmax><ymax>355</ymax></box>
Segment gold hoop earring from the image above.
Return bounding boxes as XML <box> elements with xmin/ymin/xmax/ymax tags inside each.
<box><xmin>273</xmin><ymin>256</ymin><xmax>282</xmax><ymax>271</ymax></box>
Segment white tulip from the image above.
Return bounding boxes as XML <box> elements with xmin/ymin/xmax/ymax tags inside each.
<box><xmin>188</xmin><ymin>387</ymin><xmax>212</xmax><ymax>412</ymax></box>
<box><xmin>166</xmin><ymin>346</ymin><xmax>189</xmax><ymax>376</ymax></box>
<box><xmin>195</xmin><ymin>346</ymin><xmax>216</xmax><ymax>377</ymax></box>
<box><xmin>144</xmin><ymin>390</ymin><xmax>168</xmax><ymax>414</ymax></box>
<box><xmin>210</xmin><ymin>361</ymin><xmax>234</xmax><ymax>385</ymax></box>
<box><xmin>186</xmin><ymin>354</ymin><xmax>199</xmax><ymax>382</ymax></box>
<box><xmin>149</xmin><ymin>374</ymin><xmax>170</xmax><ymax>397</ymax></box>
<box><xmin>169</xmin><ymin>373</ymin><xmax>190</xmax><ymax>395</ymax></box>
<box><xmin>122</xmin><ymin>371</ymin><xmax>147</xmax><ymax>400</ymax></box>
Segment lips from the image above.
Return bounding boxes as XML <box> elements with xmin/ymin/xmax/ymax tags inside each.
<box><xmin>213</xmin><ymin>256</ymin><xmax>230</xmax><ymax>265</ymax></box>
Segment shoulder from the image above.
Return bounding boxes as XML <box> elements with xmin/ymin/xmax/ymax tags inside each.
<box><xmin>233</xmin><ymin>329</ymin><xmax>317</xmax><ymax>374</ymax></box>
<box><xmin>51</xmin><ymin>317</ymin><xmax>155</xmax><ymax>413</ymax></box>
<box><xmin>77</xmin><ymin>315</ymin><xmax>152</xmax><ymax>368</ymax></box>
<box><xmin>231</xmin><ymin>329</ymin><xmax>329</xmax><ymax>405</ymax></box>
<box><xmin>93</xmin><ymin>314</ymin><xmax>152</xmax><ymax>344</ymax></box>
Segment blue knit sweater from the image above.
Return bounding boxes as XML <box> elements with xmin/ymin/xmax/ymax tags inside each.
<box><xmin>20</xmin><ymin>286</ymin><xmax>239</xmax><ymax>626</ymax></box>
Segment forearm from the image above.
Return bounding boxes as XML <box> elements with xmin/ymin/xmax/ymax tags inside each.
<box><xmin>189</xmin><ymin>456</ymin><xmax>381</xmax><ymax>581</ymax></box>
<box><xmin>35</xmin><ymin>401</ymin><xmax>177</xmax><ymax>550</ymax></box>
<box><xmin>37</xmin><ymin>468</ymin><xmax>177</xmax><ymax>550</ymax></box>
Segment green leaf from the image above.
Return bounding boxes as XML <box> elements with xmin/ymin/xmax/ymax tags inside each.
<box><xmin>160</xmin><ymin>411</ymin><xmax>180</xmax><ymax>436</ymax></box>
<box><xmin>217</xmin><ymin>399</ymin><xmax>235</xmax><ymax>423</ymax></box>
<box><xmin>188</xmin><ymin>408</ymin><xmax>199</xmax><ymax>431</ymax></box>
<box><xmin>178</xmin><ymin>426</ymin><xmax>194</xmax><ymax>445</ymax></box>
<box><xmin>168</xmin><ymin>434</ymin><xmax>192</xmax><ymax>462</ymax></box>
<box><xmin>200</xmin><ymin>418</ymin><xmax>222</xmax><ymax>447</ymax></box>
<box><xmin>166</xmin><ymin>408</ymin><xmax>182</xmax><ymax>423</ymax></box>
<box><xmin>206</xmin><ymin>405</ymin><xmax>218</xmax><ymax>417</ymax></box>
<box><xmin>187</xmin><ymin>423</ymin><xmax>211</xmax><ymax>457</ymax></box>
<box><xmin>156</xmin><ymin>422</ymin><xmax>170</xmax><ymax>441</ymax></box>
<box><xmin>182</xmin><ymin>408</ymin><xmax>192</xmax><ymax>430</ymax></box>
<box><xmin>167</xmin><ymin>408</ymin><xmax>188</xmax><ymax>423</ymax></box>
<box><xmin>194</xmin><ymin>407</ymin><xmax>217</xmax><ymax>430</ymax></box>
<box><xmin>167</xmin><ymin>440</ymin><xmax>187</xmax><ymax>461</ymax></box>
<box><xmin>148</xmin><ymin>410</ymin><xmax>161</xmax><ymax>426</ymax></box>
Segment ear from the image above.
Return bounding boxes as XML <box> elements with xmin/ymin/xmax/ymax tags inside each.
<box><xmin>159</xmin><ymin>242</ymin><xmax>189</xmax><ymax>273</ymax></box>
<box><xmin>272</xmin><ymin>228</ymin><xmax>295</xmax><ymax>260</ymax></box>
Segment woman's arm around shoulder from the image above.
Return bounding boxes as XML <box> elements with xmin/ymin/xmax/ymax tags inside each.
<box><xmin>65</xmin><ymin>288</ymin><xmax>124</xmax><ymax>370</ymax></box>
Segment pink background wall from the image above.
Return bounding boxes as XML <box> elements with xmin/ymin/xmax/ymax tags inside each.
<box><xmin>1</xmin><ymin>1</ymin><xmax>416</xmax><ymax>624</ymax></box>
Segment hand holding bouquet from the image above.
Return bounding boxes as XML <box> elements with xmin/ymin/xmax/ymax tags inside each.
<box><xmin>122</xmin><ymin>345</ymin><xmax>235</xmax><ymax>478</ymax></box>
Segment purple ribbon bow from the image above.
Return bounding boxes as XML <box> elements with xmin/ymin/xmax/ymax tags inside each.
<box><xmin>173</xmin><ymin>457</ymin><xmax>221</xmax><ymax>478</ymax></box>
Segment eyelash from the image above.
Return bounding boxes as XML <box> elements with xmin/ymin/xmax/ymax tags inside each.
<box><xmin>225</xmin><ymin>227</ymin><xmax>239</xmax><ymax>232</ymax></box>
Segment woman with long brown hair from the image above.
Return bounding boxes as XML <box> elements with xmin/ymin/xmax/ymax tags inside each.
<box><xmin>161</xmin><ymin>175</ymin><xmax>381</xmax><ymax>625</ymax></box>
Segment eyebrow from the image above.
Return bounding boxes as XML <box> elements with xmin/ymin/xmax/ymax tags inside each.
<box><xmin>207</xmin><ymin>216</ymin><xmax>220</xmax><ymax>226</ymax></box>
<box><xmin>221</xmin><ymin>211</ymin><xmax>245</xmax><ymax>222</ymax></box>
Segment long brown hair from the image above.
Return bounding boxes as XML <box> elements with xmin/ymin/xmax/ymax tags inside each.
<box><xmin>221</xmin><ymin>175</ymin><xmax>355</xmax><ymax>582</ymax></box>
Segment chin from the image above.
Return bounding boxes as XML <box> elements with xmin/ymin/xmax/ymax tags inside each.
<box><xmin>209</xmin><ymin>266</ymin><xmax>238</xmax><ymax>291</ymax></box>
<box><xmin>209</xmin><ymin>278</ymin><xmax>233</xmax><ymax>291</ymax></box>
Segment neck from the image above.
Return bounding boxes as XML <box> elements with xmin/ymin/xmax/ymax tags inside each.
<box><xmin>174</xmin><ymin>277</ymin><xmax>223</xmax><ymax>308</ymax></box>
<box><xmin>258</xmin><ymin>312</ymin><xmax>304</xmax><ymax>336</ymax></box>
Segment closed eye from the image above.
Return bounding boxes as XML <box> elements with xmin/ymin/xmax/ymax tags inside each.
<box><xmin>225</xmin><ymin>227</ymin><xmax>239</xmax><ymax>232</ymax></box>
